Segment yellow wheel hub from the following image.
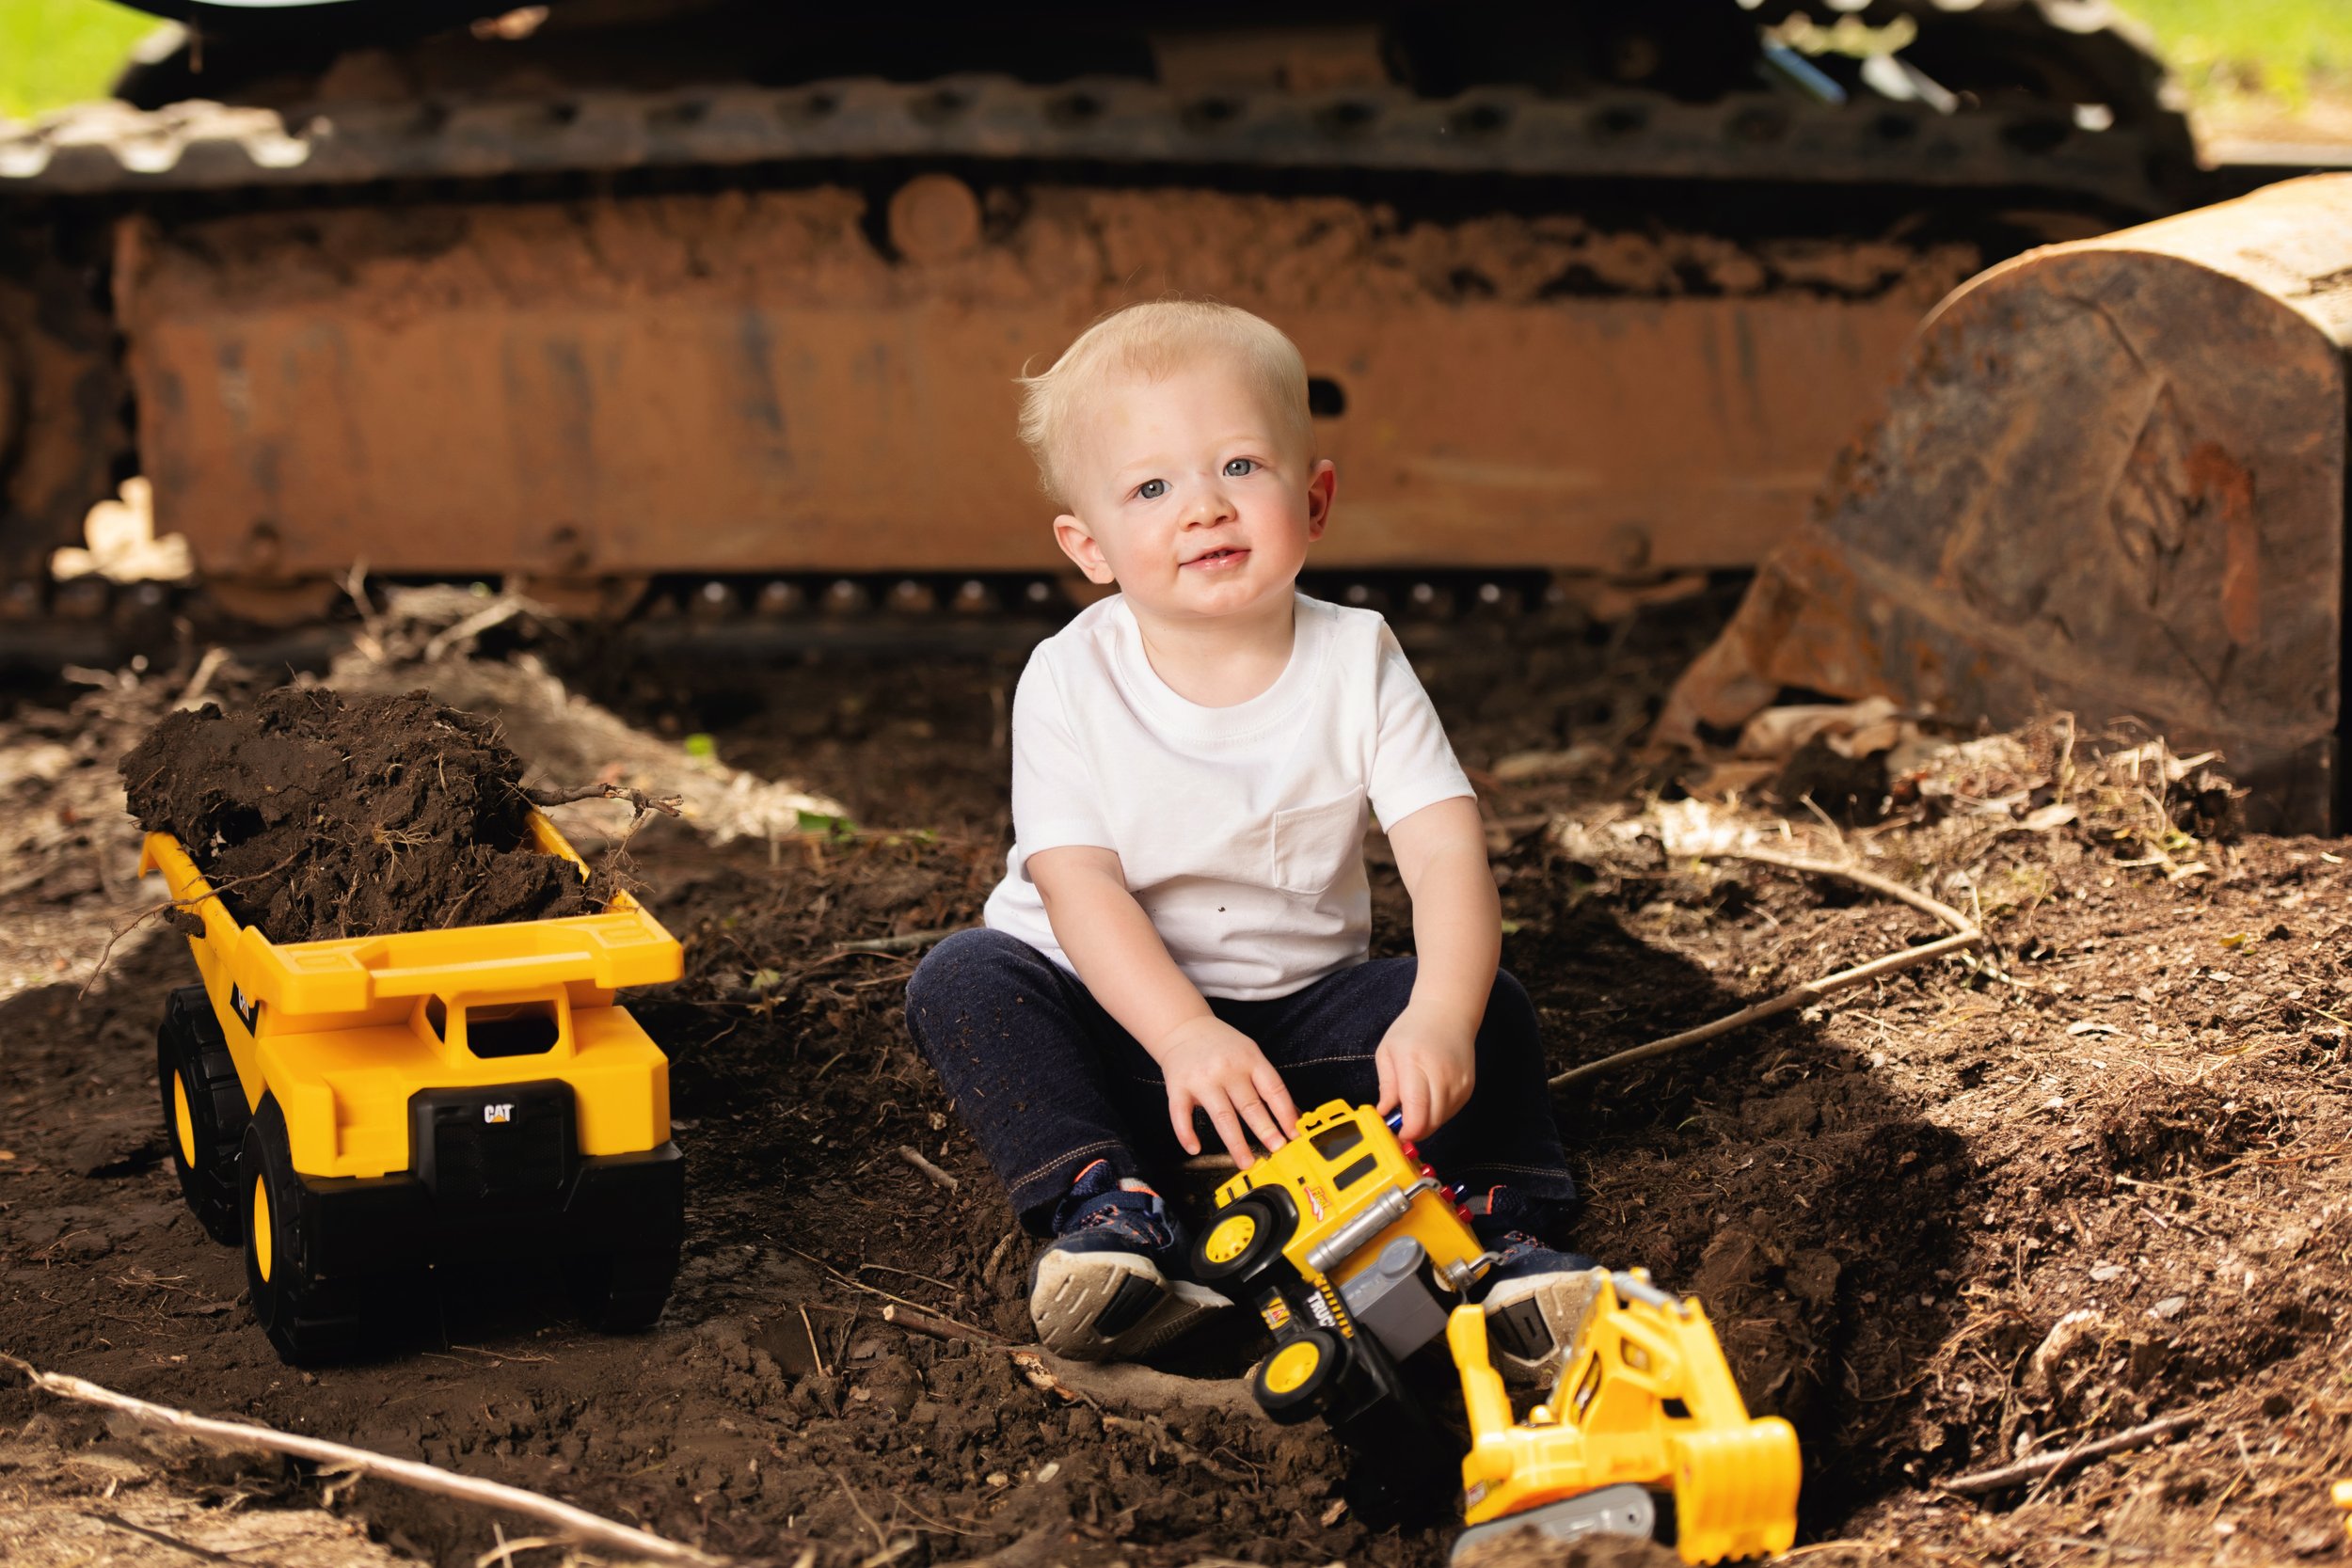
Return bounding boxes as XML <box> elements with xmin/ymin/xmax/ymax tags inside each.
<box><xmin>1202</xmin><ymin>1212</ymin><xmax>1257</xmax><ymax>1265</ymax></box>
<box><xmin>1263</xmin><ymin>1338</ymin><xmax>1322</xmax><ymax>1396</ymax></box>
<box><xmin>251</xmin><ymin>1176</ymin><xmax>273</xmax><ymax>1283</ymax></box>
<box><xmin>172</xmin><ymin>1075</ymin><xmax>196</xmax><ymax>1168</ymax></box>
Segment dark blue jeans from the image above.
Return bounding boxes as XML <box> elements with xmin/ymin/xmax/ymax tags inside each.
<box><xmin>906</xmin><ymin>927</ymin><xmax>1578</xmax><ymax>1238</ymax></box>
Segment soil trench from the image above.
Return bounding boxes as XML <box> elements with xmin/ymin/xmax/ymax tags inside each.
<box><xmin>6</xmin><ymin>598</ymin><xmax>2352</xmax><ymax>1566</ymax></box>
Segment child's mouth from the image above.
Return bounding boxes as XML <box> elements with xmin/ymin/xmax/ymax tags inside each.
<box><xmin>1184</xmin><ymin>546</ymin><xmax>1248</xmax><ymax>571</ymax></box>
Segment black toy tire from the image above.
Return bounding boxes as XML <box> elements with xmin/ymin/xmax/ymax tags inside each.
<box><xmin>1191</xmin><ymin>1194</ymin><xmax>1287</xmax><ymax>1289</ymax></box>
<box><xmin>1251</xmin><ymin>1326</ymin><xmax>1347</xmax><ymax>1423</ymax></box>
<box><xmin>158</xmin><ymin>986</ymin><xmax>248</xmax><ymax>1245</ymax></box>
<box><xmin>564</xmin><ymin>1242</ymin><xmax>682</xmax><ymax>1333</ymax></box>
<box><xmin>240</xmin><ymin>1096</ymin><xmax>366</xmax><ymax>1366</ymax></box>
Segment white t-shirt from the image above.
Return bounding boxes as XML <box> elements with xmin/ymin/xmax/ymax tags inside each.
<box><xmin>982</xmin><ymin>592</ymin><xmax>1476</xmax><ymax>1001</ymax></box>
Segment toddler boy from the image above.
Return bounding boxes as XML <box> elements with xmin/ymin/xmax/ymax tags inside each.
<box><xmin>907</xmin><ymin>301</ymin><xmax>1593</xmax><ymax>1375</ymax></box>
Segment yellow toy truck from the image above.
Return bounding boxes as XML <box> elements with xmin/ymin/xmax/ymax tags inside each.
<box><xmin>145</xmin><ymin>814</ymin><xmax>686</xmax><ymax>1365</ymax></box>
<box><xmin>1188</xmin><ymin>1100</ymin><xmax>1496</xmax><ymax>1506</ymax></box>
<box><xmin>1447</xmin><ymin>1271</ymin><xmax>1802</xmax><ymax>1563</ymax></box>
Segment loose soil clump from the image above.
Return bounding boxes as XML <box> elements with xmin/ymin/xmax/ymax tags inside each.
<box><xmin>119</xmin><ymin>687</ymin><xmax>608</xmax><ymax>943</ymax></box>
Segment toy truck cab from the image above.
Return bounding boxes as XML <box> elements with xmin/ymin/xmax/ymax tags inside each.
<box><xmin>144</xmin><ymin>814</ymin><xmax>686</xmax><ymax>1365</ymax></box>
<box><xmin>1190</xmin><ymin>1101</ymin><xmax>1495</xmax><ymax>1432</ymax></box>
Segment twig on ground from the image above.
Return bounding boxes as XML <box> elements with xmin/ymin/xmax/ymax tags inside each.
<box><xmin>339</xmin><ymin>560</ymin><xmax>385</xmax><ymax>652</ymax></box>
<box><xmin>882</xmin><ymin>1303</ymin><xmax>995</xmax><ymax>1345</ymax></box>
<box><xmin>423</xmin><ymin>598</ymin><xmax>528</xmax><ymax>663</ymax></box>
<box><xmin>177</xmin><ymin>647</ymin><xmax>231</xmax><ymax>712</ymax></box>
<box><xmin>1100</xmin><ymin>1413</ymin><xmax>1251</xmax><ymax>1482</ymax></box>
<box><xmin>1730</xmin><ymin>847</ymin><xmax>1975</xmax><ymax>931</ymax></box>
<box><xmin>521</xmin><ymin>782</ymin><xmax>684</xmax><ymax>819</ymax></box>
<box><xmin>1550</xmin><ymin>848</ymin><xmax>1982</xmax><ymax>1088</ymax></box>
<box><xmin>0</xmin><ymin>1352</ymin><xmax>727</xmax><ymax>1564</ymax></box>
<box><xmin>832</xmin><ymin>1471</ymin><xmax>890</xmax><ymax>1555</ymax></box>
<box><xmin>801</xmin><ymin>1305</ymin><xmax>831</xmax><ymax>1378</ymax></box>
<box><xmin>473</xmin><ymin>1528</ymin><xmax>564</xmax><ymax>1568</ymax></box>
<box><xmin>1009</xmin><ymin>1349</ymin><xmax>1089</xmax><ymax>1405</ymax></box>
<box><xmin>897</xmin><ymin>1145</ymin><xmax>959</xmax><ymax>1194</ymax></box>
<box><xmin>1941</xmin><ymin>1414</ymin><xmax>2199</xmax><ymax>1496</ymax></box>
<box><xmin>784</xmin><ymin>1244</ymin><xmax>996</xmax><ymax>1339</ymax></box>
<box><xmin>835</xmin><ymin>928</ymin><xmax>960</xmax><ymax>956</ymax></box>
<box><xmin>983</xmin><ymin>1228</ymin><xmax>1021</xmax><ymax>1285</ymax></box>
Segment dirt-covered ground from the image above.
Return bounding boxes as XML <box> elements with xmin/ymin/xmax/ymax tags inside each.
<box><xmin>5</xmin><ymin>589</ymin><xmax>2352</xmax><ymax>1567</ymax></box>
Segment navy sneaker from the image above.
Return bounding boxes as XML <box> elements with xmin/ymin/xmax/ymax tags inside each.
<box><xmin>1469</xmin><ymin>1195</ymin><xmax>1605</xmax><ymax>1384</ymax></box>
<box><xmin>1027</xmin><ymin>1160</ymin><xmax>1227</xmax><ymax>1361</ymax></box>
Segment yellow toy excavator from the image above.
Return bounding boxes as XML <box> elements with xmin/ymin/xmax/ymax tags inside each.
<box><xmin>1447</xmin><ymin>1270</ymin><xmax>1801</xmax><ymax>1564</ymax></box>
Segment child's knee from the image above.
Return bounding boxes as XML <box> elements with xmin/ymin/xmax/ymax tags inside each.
<box><xmin>1470</xmin><ymin>968</ymin><xmax>1546</xmax><ymax>1077</ymax></box>
<box><xmin>911</xmin><ymin>927</ymin><xmax>1034</xmax><ymax>992</ymax></box>
<box><xmin>1489</xmin><ymin>967</ymin><xmax>1534</xmax><ymax>1019</ymax></box>
<box><xmin>1481</xmin><ymin>968</ymin><xmax>1539</xmax><ymax>1042</ymax></box>
<box><xmin>906</xmin><ymin>928</ymin><xmax>1035</xmax><ymax>1044</ymax></box>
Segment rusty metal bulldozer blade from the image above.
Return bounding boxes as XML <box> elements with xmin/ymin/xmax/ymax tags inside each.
<box><xmin>1663</xmin><ymin>175</ymin><xmax>2352</xmax><ymax>833</ymax></box>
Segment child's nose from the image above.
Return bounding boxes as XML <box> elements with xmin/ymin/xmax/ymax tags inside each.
<box><xmin>1184</xmin><ymin>483</ymin><xmax>1236</xmax><ymax>526</ymax></box>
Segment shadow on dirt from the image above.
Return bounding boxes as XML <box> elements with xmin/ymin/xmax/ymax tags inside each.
<box><xmin>1512</xmin><ymin>881</ymin><xmax>1978</xmax><ymax>1529</ymax></box>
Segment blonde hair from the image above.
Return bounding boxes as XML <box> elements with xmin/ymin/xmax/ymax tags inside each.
<box><xmin>1017</xmin><ymin>300</ymin><xmax>1311</xmax><ymax>507</ymax></box>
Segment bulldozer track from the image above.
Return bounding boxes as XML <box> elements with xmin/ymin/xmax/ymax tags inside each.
<box><xmin>2</xmin><ymin>74</ymin><xmax>2179</xmax><ymax>211</ymax></box>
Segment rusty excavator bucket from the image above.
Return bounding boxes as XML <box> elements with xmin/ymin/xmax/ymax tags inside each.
<box><xmin>1663</xmin><ymin>175</ymin><xmax>2352</xmax><ymax>833</ymax></box>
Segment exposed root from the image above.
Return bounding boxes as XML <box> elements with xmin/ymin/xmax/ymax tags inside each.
<box><xmin>0</xmin><ymin>1352</ymin><xmax>729</xmax><ymax>1565</ymax></box>
<box><xmin>1550</xmin><ymin>848</ymin><xmax>1981</xmax><ymax>1087</ymax></box>
<box><xmin>896</xmin><ymin>1145</ymin><xmax>959</xmax><ymax>1193</ymax></box>
<box><xmin>1941</xmin><ymin>1413</ymin><xmax>2201</xmax><ymax>1497</ymax></box>
<box><xmin>521</xmin><ymin>782</ymin><xmax>684</xmax><ymax>819</ymax></box>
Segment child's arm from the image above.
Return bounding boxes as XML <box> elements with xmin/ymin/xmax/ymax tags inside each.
<box><xmin>1377</xmin><ymin>796</ymin><xmax>1502</xmax><ymax>1140</ymax></box>
<box><xmin>1027</xmin><ymin>846</ymin><xmax>1300</xmax><ymax>1167</ymax></box>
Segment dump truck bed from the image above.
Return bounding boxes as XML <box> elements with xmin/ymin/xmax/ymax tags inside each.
<box><xmin>139</xmin><ymin>814</ymin><xmax>684</xmax><ymax>1180</ymax></box>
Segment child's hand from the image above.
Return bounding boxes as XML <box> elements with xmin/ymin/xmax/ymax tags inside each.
<box><xmin>1375</xmin><ymin>1003</ymin><xmax>1476</xmax><ymax>1142</ymax></box>
<box><xmin>1155</xmin><ymin>1016</ymin><xmax>1299</xmax><ymax>1169</ymax></box>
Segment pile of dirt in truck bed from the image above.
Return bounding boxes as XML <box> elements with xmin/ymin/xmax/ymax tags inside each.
<box><xmin>119</xmin><ymin>686</ymin><xmax>609</xmax><ymax>943</ymax></box>
<box><xmin>5</xmin><ymin>597</ymin><xmax>2349</xmax><ymax>1566</ymax></box>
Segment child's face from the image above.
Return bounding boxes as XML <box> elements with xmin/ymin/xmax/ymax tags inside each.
<box><xmin>1052</xmin><ymin>358</ymin><xmax>1334</xmax><ymax>627</ymax></box>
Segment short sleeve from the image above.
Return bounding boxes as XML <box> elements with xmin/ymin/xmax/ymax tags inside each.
<box><xmin>1367</xmin><ymin>626</ymin><xmax>1475</xmax><ymax>832</ymax></box>
<box><xmin>1008</xmin><ymin>651</ymin><xmax>1116</xmax><ymax>866</ymax></box>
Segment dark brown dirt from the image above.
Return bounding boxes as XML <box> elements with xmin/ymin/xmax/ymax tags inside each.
<box><xmin>7</xmin><ymin>594</ymin><xmax>2350</xmax><ymax>1566</ymax></box>
<box><xmin>119</xmin><ymin>687</ymin><xmax>608</xmax><ymax>943</ymax></box>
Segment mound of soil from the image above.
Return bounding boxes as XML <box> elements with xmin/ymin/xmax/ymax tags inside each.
<box><xmin>119</xmin><ymin>686</ymin><xmax>608</xmax><ymax>943</ymax></box>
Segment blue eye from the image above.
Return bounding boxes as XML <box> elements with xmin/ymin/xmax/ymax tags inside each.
<box><xmin>1137</xmin><ymin>479</ymin><xmax>1167</xmax><ymax>500</ymax></box>
<box><xmin>1224</xmin><ymin>458</ymin><xmax>1256</xmax><ymax>477</ymax></box>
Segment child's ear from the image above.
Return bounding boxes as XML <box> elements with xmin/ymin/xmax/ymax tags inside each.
<box><xmin>1304</xmin><ymin>459</ymin><xmax>1337</xmax><ymax>544</ymax></box>
<box><xmin>1052</xmin><ymin>513</ymin><xmax>1117</xmax><ymax>584</ymax></box>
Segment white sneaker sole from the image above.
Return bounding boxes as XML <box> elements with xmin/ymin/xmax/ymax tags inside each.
<box><xmin>1483</xmin><ymin>1267</ymin><xmax>1606</xmax><ymax>1384</ymax></box>
<box><xmin>1029</xmin><ymin>1249</ymin><xmax>1226</xmax><ymax>1362</ymax></box>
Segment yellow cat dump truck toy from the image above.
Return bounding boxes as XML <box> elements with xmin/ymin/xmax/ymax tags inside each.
<box><xmin>144</xmin><ymin>815</ymin><xmax>686</xmax><ymax>1365</ymax></box>
<box><xmin>1190</xmin><ymin>1101</ymin><xmax>1496</xmax><ymax>1500</ymax></box>
<box><xmin>1447</xmin><ymin>1271</ymin><xmax>1801</xmax><ymax>1563</ymax></box>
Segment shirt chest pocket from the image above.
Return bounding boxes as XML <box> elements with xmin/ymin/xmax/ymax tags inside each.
<box><xmin>1270</xmin><ymin>791</ymin><xmax>1366</xmax><ymax>896</ymax></box>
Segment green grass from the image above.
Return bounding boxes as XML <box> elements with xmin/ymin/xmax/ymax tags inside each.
<box><xmin>0</xmin><ymin>0</ymin><xmax>155</xmax><ymax>120</ymax></box>
<box><xmin>2111</xmin><ymin>0</ymin><xmax>2352</xmax><ymax>103</ymax></box>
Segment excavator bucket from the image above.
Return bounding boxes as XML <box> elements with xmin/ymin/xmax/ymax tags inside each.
<box><xmin>1662</xmin><ymin>175</ymin><xmax>2352</xmax><ymax>832</ymax></box>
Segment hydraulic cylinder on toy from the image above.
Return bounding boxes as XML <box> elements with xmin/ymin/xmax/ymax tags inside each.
<box><xmin>1447</xmin><ymin>1270</ymin><xmax>1801</xmax><ymax>1564</ymax></box>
